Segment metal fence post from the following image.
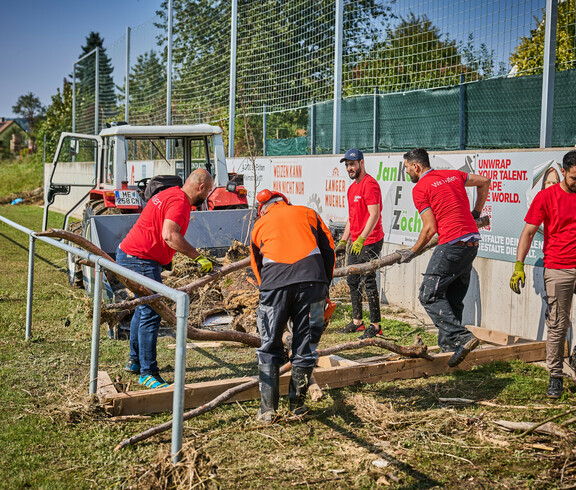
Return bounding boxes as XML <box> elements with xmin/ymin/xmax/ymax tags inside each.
<box><xmin>373</xmin><ymin>87</ymin><xmax>379</xmax><ymax>153</ymax></box>
<box><xmin>72</xmin><ymin>65</ymin><xmax>76</xmax><ymax>134</ymax></box>
<box><xmin>310</xmin><ymin>99</ymin><xmax>315</xmax><ymax>155</ymax></box>
<box><xmin>125</xmin><ymin>26</ymin><xmax>131</xmax><ymax>124</ymax></box>
<box><xmin>263</xmin><ymin>103</ymin><xmax>267</xmax><ymax>156</ymax></box>
<box><xmin>167</xmin><ymin>0</ymin><xmax>173</xmax><ymax>158</ymax></box>
<box><xmin>89</xmin><ymin>264</ymin><xmax>103</xmax><ymax>394</ymax></box>
<box><xmin>95</xmin><ymin>47</ymin><xmax>100</xmax><ymax>135</ymax></box>
<box><xmin>540</xmin><ymin>0</ymin><xmax>558</xmax><ymax>148</ymax></box>
<box><xmin>459</xmin><ymin>74</ymin><xmax>466</xmax><ymax>150</ymax></box>
<box><xmin>171</xmin><ymin>292</ymin><xmax>190</xmax><ymax>463</ymax></box>
<box><xmin>332</xmin><ymin>0</ymin><xmax>343</xmax><ymax>155</ymax></box>
<box><xmin>228</xmin><ymin>0</ymin><xmax>238</xmax><ymax>158</ymax></box>
<box><xmin>25</xmin><ymin>235</ymin><xmax>36</xmax><ymax>341</ymax></box>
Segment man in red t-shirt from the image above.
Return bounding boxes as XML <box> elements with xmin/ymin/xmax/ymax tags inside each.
<box><xmin>398</xmin><ymin>148</ymin><xmax>490</xmax><ymax>368</ymax></box>
<box><xmin>335</xmin><ymin>148</ymin><xmax>384</xmax><ymax>339</ymax></box>
<box><xmin>116</xmin><ymin>169</ymin><xmax>214</xmax><ymax>389</ymax></box>
<box><xmin>510</xmin><ymin>150</ymin><xmax>576</xmax><ymax>399</ymax></box>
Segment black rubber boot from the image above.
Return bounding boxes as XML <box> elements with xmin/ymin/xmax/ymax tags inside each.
<box><xmin>256</xmin><ymin>364</ymin><xmax>279</xmax><ymax>424</ymax></box>
<box><xmin>289</xmin><ymin>366</ymin><xmax>314</xmax><ymax>415</ymax></box>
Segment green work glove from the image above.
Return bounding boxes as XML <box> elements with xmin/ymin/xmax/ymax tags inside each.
<box><xmin>194</xmin><ymin>255</ymin><xmax>213</xmax><ymax>273</ymax></box>
<box><xmin>350</xmin><ymin>236</ymin><xmax>365</xmax><ymax>255</ymax></box>
<box><xmin>335</xmin><ymin>239</ymin><xmax>347</xmax><ymax>256</ymax></box>
<box><xmin>509</xmin><ymin>261</ymin><xmax>525</xmax><ymax>294</ymax></box>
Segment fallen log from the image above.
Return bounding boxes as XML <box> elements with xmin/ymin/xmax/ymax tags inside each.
<box><xmin>114</xmin><ymin>335</ymin><xmax>432</xmax><ymax>450</ymax></box>
<box><xmin>37</xmin><ymin>229</ymin><xmax>261</xmax><ymax>347</ymax></box>
<box><xmin>493</xmin><ymin>420</ymin><xmax>570</xmax><ymax>438</ymax></box>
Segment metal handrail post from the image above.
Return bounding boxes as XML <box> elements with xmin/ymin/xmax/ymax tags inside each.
<box><xmin>171</xmin><ymin>291</ymin><xmax>190</xmax><ymax>463</ymax></box>
<box><xmin>89</xmin><ymin>264</ymin><xmax>103</xmax><ymax>394</ymax></box>
<box><xmin>25</xmin><ymin>235</ymin><xmax>36</xmax><ymax>341</ymax></box>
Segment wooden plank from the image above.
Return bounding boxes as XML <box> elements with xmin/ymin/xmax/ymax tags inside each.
<box><xmin>316</xmin><ymin>355</ymin><xmax>360</xmax><ymax>368</ymax></box>
<box><xmin>104</xmin><ymin>341</ymin><xmax>547</xmax><ymax>416</ymax></box>
<box><xmin>466</xmin><ymin>326</ymin><xmax>514</xmax><ymax>346</ymax></box>
<box><xmin>97</xmin><ymin>371</ymin><xmax>118</xmax><ymax>408</ymax></box>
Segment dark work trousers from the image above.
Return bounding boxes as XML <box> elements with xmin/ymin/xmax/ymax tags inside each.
<box><xmin>256</xmin><ymin>282</ymin><xmax>328</xmax><ymax>367</ymax></box>
<box><xmin>418</xmin><ymin>242</ymin><xmax>477</xmax><ymax>352</ymax></box>
<box><xmin>346</xmin><ymin>239</ymin><xmax>383</xmax><ymax>324</ymax></box>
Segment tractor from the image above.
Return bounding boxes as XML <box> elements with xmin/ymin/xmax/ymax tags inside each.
<box><xmin>43</xmin><ymin>123</ymin><xmax>254</xmax><ymax>298</ymax></box>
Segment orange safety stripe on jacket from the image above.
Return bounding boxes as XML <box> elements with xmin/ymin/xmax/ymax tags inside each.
<box><xmin>250</xmin><ymin>202</ymin><xmax>335</xmax><ymax>290</ymax></box>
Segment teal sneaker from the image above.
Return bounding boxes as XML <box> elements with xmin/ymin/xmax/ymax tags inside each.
<box><xmin>124</xmin><ymin>359</ymin><xmax>140</xmax><ymax>373</ymax></box>
<box><xmin>139</xmin><ymin>373</ymin><xmax>169</xmax><ymax>389</ymax></box>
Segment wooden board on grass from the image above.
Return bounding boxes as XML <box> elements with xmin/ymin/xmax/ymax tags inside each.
<box><xmin>101</xmin><ymin>341</ymin><xmax>547</xmax><ymax>416</ymax></box>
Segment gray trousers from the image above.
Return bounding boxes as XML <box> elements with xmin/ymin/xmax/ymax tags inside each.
<box><xmin>544</xmin><ymin>268</ymin><xmax>576</xmax><ymax>377</ymax></box>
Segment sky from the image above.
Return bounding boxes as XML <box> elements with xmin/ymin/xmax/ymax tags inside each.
<box><xmin>0</xmin><ymin>0</ymin><xmax>162</xmax><ymax>118</ymax></box>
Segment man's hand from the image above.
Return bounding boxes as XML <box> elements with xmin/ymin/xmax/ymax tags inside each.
<box><xmin>335</xmin><ymin>240</ymin><xmax>347</xmax><ymax>256</ymax></box>
<box><xmin>510</xmin><ymin>261</ymin><xmax>525</xmax><ymax>294</ymax></box>
<box><xmin>471</xmin><ymin>209</ymin><xmax>481</xmax><ymax>220</ymax></box>
<box><xmin>395</xmin><ymin>249</ymin><xmax>415</xmax><ymax>264</ymax></box>
<box><xmin>194</xmin><ymin>255</ymin><xmax>213</xmax><ymax>273</ymax></box>
<box><xmin>350</xmin><ymin>236</ymin><xmax>365</xmax><ymax>255</ymax></box>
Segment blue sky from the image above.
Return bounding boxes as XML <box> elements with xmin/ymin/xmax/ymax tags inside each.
<box><xmin>0</xmin><ymin>0</ymin><xmax>161</xmax><ymax>117</ymax></box>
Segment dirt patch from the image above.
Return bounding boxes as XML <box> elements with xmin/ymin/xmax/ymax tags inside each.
<box><xmin>0</xmin><ymin>187</ymin><xmax>43</xmax><ymax>206</ymax></box>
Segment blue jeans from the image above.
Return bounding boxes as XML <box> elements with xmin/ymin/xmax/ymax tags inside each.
<box><xmin>116</xmin><ymin>247</ymin><xmax>163</xmax><ymax>375</ymax></box>
<box><xmin>256</xmin><ymin>282</ymin><xmax>328</xmax><ymax>367</ymax></box>
<box><xmin>418</xmin><ymin>243</ymin><xmax>477</xmax><ymax>352</ymax></box>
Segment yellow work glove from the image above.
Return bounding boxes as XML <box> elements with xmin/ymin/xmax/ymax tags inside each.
<box><xmin>350</xmin><ymin>236</ymin><xmax>365</xmax><ymax>255</ymax></box>
<box><xmin>509</xmin><ymin>260</ymin><xmax>525</xmax><ymax>294</ymax></box>
<box><xmin>335</xmin><ymin>239</ymin><xmax>347</xmax><ymax>256</ymax></box>
<box><xmin>194</xmin><ymin>255</ymin><xmax>213</xmax><ymax>273</ymax></box>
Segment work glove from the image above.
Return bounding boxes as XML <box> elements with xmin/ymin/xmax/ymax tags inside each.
<box><xmin>471</xmin><ymin>209</ymin><xmax>481</xmax><ymax>220</ymax></box>
<box><xmin>395</xmin><ymin>249</ymin><xmax>415</xmax><ymax>264</ymax></box>
<box><xmin>335</xmin><ymin>240</ymin><xmax>347</xmax><ymax>256</ymax></box>
<box><xmin>194</xmin><ymin>255</ymin><xmax>213</xmax><ymax>273</ymax></box>
<box><xmin>509</xmin><ymin>260</ymin><xmax>525</xmax><ymax>294</ymax></box>
<box><xmin>350</xmin><ymin>236</ymin><xmax>365</xmax><ymax>255</ymax></box>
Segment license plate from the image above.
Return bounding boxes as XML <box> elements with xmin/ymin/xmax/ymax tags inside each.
<box><xmin>114</xmin><ymin>190</ymin><xmax>140</xmax><ymax>207</ymax></box>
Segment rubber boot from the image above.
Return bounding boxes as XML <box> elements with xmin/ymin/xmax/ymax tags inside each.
<box><xmin>256</xmin><ymin>364</ymin><xmax>279</xmax><ymax>424</ymax></box>
<box><xmin>289</xmin><ymin>366</ymin><xmax>314</xmax><ymax>415</ymax></box>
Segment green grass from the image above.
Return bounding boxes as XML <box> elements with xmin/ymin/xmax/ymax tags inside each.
<box><xmin>0</xmin><ymin>204</ymin><xmax>575</xmax><ymax>488</ymax></box>
<box><xmin>0</xmin><ymin>156</ymin><xmax>43</xmax><ymax>198</ymax></box>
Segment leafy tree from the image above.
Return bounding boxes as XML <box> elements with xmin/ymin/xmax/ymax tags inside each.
<box><xmin>12</xmin><ymin>92</ymin><xmax>45</xmax><ymax>142</ymax></box>
<box><xmin>117</xmin><ymin>50</ymin><xmax>167</xmax><ymax>125</ymax></box>
<box><xmin>74</xmin><ymin>32</ymin><xmax>116</xmax><ymax>130</ymax></box>
<box><xmin>350</xmin><ymin>13</ymin><xmax>493</xmax><ymax>94</ymax></box>
<box><xmin>36</xmin><ymin>79</ymin><xmax>73</xmax><ymax>161</ymax></box>
<box><xmin>510</xmin><ymin>0</ymin><xmax>576</xmax><ymax>75</ymax></box>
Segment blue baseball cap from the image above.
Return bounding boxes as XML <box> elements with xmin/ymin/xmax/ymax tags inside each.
<box><xmin>340</xmin><ymin>148</ymin><xmax>364</xmax><ymax>163</ymax></box>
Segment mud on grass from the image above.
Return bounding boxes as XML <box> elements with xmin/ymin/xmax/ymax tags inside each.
<box><xmin>1</xmin><ymin>205</ymin><xmax>576</xmax><ymax>488</ymax></box>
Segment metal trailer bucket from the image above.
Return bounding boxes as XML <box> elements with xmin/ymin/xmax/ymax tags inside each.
<box><xmin>82</xmin><ymin>208</ymin><xmax>255</xmax><ymax>298</ymax></box>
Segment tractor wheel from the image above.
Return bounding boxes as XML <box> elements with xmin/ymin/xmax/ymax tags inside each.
<box><xmin>66</xmin><ymin>220</ymin><xmax>84</xmax><ymax>288</ymax></box>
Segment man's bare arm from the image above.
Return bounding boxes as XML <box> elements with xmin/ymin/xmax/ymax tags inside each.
<box><xmin>465</xmin><ymin>173</ymin><xmax>491</xmax><ymax>215</ymax></box>
<box><xmin>359</xmin><ymin>203</ymin><xmax>380</xmax><ymax>239</ymax></box>
<box><xmin>516</xmin><ymin>223</ymin><xmax>539</xmax><ymax>263</ymax></box>
<box><xmin>410</xmin><ymin>209</ymin><xmax>437</xmax><ymax>254</ymax></box>
<box><xmin>162</xmin><ymin>219</ymin><xmax>201</xmax><ymax>259</ymax></box>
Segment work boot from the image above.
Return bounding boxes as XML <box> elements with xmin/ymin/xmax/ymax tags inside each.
<box><xmin>256</xmin><ymin>364</ymin><xmax>279</xmax><ymax>424</ymax></box>
<box><xmin>569</xmin><ymin>347</ymin><xmax>576</xmax><ymax>373</ymax></box>
<box><xmin>447</xmin><ymin>337</ymin><xmax>480</xmax><ymax>368</ymax></box>
<box><xmin>289</xmin><ymin>366</ymin><xmax>314</xmax><ymax>415</ymax></box>
<box><xmin>547</xmin><ymin>376</ymin><xmax>564</xmax><ymax>399</ymax></box>
<box><xmin>358</xmin><ymin>324</ymin><xmax>382</xmax><ymax>339</ymax></box>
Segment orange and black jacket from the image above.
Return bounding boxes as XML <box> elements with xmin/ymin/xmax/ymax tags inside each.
<box><xmin>250</xmin><ymin>202</ymin><xmax>335</xmax><ymax>290</ymax></box>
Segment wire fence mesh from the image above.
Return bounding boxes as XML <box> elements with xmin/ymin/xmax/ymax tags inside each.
<box><xmin>66</xmin><ymin>0</ymin><xmax>576</xmax><ymax>154</ymax></box>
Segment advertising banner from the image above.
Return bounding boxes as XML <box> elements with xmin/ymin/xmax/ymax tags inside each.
<box><xmin>228</xmin><ymin>149</ymin><xmax>568</xmax><ymax>264</ymax></box>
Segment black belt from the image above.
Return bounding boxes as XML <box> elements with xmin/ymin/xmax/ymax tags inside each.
<box><xmin>454</xmin><ymin>240</ymin><xmax>479</xmax><ymax>247</ymax></box>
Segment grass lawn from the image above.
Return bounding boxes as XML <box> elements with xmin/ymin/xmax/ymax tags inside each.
<box><xmin>0</xmin><ymin>204</ymin><xmax>574</xmax><ymax>488</ymax></box>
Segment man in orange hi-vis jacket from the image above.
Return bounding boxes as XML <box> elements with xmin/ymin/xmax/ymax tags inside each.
<box><xmin>250</xmin><ymin>189</ymin><xmax>335</xmax><ymax>423</ymax></box>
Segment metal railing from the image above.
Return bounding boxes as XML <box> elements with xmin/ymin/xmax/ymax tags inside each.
<box><xmin>0</xmin><ymin>214</ymin><xmax>190</xmax><ymax>463</ymax></box>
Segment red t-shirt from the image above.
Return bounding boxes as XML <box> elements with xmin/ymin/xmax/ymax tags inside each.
<box><xmin>347</xmin><ymin>174</ymin><xmax>384</xmax><ymax>245</ymax></box>
<box><xmin>412</xmin><ymin>169</ymin><xmax>478</xmax><ymax>244</ymax></box>
<box><xmin>120</xmin><ymin>186</ymin><xmax>192</xmax><ymax>266</ymax></box>
<box><xmin>524</xmin><ymin>184</ymin><xmax>576</xmax><ymax>269</ymax></box>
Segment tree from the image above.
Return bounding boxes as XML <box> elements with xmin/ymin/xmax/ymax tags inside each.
<box><xmin>36</xmin><ymin>79</ymin><xmax>73</xmax><ymax>161</ymax></box>
<box><xmin>74</xmin><ymin>32</ymin><xmax>116</xmax><ymax>130</ymax></box>
<box><xmin>510</xmin><ymin>0</ymin><xmax>576</xmax><ymax>75</ymax></box>
<box><xmin>350</xmin><ymin>13</ymin><xmax>492</xmax><ymax>94</ymax></box>
<box><xmin>12</xmin><ymin>92</ymin><xmax>45</xmax><ymax>141</ymax></box>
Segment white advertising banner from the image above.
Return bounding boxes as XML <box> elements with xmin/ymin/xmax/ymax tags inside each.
<box><xmin>228</xmin><ymin>149</ymin><xmax>568</xmax><ymax>264</ymax></box>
